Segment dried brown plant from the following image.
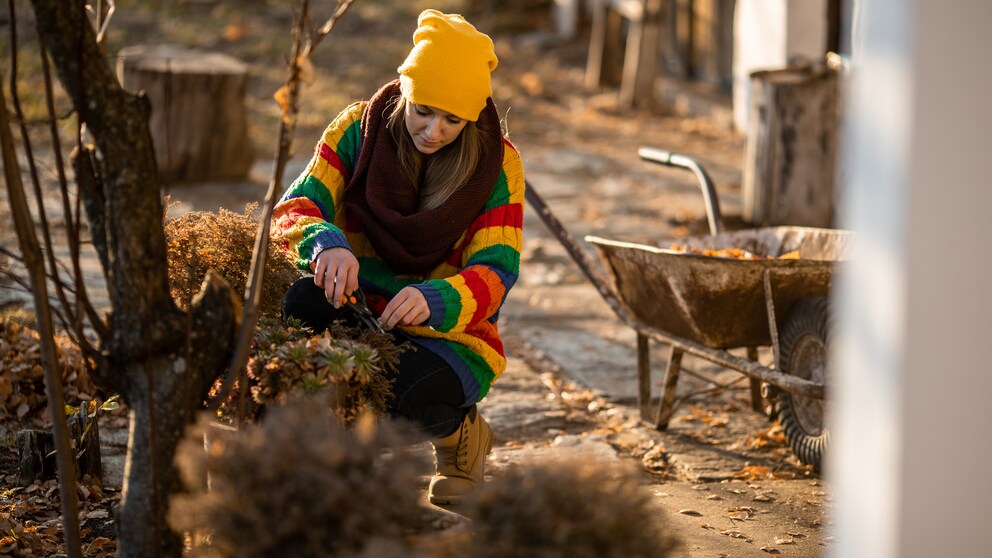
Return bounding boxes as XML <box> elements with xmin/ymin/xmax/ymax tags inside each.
<box><xmin>164</xmin><ymin>205</ymin><xmax>300</xmax><ymax>318</ymax></box>
<box><xmin>170</xmin><ymin>401</ymin><xmax>430</xmax><ymax>558</ymax></box>
<box><xmin>467</xmin><ymin>458</ymin><xmax>681</xmax><ymax>558</ymax></box>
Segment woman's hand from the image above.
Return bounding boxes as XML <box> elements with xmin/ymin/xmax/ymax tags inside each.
<box><xmin>380</xmin><ymin>286</ymin><xmax>431</xmax><ymax>329</ymax></box>
<box><xmin>312</xmin><ymin>248</ymin><xmax>359</xmax><ymax>307</ymax></box>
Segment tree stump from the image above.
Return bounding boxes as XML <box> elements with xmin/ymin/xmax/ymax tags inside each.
<box><xmin>117</xmin><ymin>44</ymin><xmax>253</xmax><ymax>184</ymax></box>
<box><xmin>17</xmin><ymin>412</ymin><xmax>103</xmax><ymax>486</ymax></box>
<box><xmin>742</xmin><ymin>63</ymin><xmax>840</xmax><ymax>228</ymax></box>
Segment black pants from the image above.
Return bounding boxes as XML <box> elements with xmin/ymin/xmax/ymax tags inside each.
<box><xmin>282</xmin><ymin>278</ymin><xmax>468</xmax><ymax>439</ymax></box>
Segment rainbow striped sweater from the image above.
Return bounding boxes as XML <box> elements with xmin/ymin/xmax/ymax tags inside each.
<box><xmin>272</xmin><ymin>101</ymin><xmax>525</xmax><ymax>405</ymax></box>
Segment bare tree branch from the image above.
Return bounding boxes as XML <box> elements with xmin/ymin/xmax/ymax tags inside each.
<box><xmin>0</xmin><ymin>67</ymin><xmax>83</xmax><ymax>558</ymax></box>
<box><xmin>7</xmin><ymin>0</ymin><xmax>82</xmax><ymax>337</ymax></box>
<box><xmin>70</xmin><ymin>144</ymin><xmax>110</xmax><ymax>275</ymax></box>
<box><xmin>39</xmin><ymin>37</ymin><xmax>108</xmax><ymax>342</ymax></box>
<box><xmin>310</xmin><ymin>0</ymin><xmax>357</xmax><ymax>55</ymax></box>
<box><xmin>209</xmin><ymin>0</ymin><xmax>358</xmax><ymax>412</ymax></box>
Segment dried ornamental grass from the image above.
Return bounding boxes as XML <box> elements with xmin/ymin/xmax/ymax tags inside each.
<box><xmin>170</xmin><ymin>402</ymin><xmax>429</xmax><ymax>558</ymax></box>
<box><xmin>468</xmin><ymin>458</ymin><xmax>680</xmax><ymax>558</ymax></box>
<box><xmin>164</xmin><ymin>205</ymin><xmax>300</xmax><ymax>318</ymax></box>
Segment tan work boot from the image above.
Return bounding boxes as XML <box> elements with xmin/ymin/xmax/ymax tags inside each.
<box><xmin>429</xmin><ymin>406</ymin><xmax>493</xmax><ymax>505</ymax></box>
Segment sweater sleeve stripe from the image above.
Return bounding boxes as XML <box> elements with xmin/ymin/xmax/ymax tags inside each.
<box><xmin>273</xmin><ymin>198</ymin><xmax>323</xmax><ymax>235</ymax></box>
<box><xmin>282</xmin><ymin>174</ymin><xmax>336</xmax><ymax>222</ymax></box>
<box><xmin>456</xmin><ymin>204</ymin><xmax>523</xmax><ymax>254</ymax></box>
<box><xmin>462</xmin><ymin>267</ymin><xmax>496</xmax><ymax>324</ymax></box>
<box><xmin>465</xmin><ymin>234</ymin><xmax>521</xmax><ymax>275</ymax></box>
<box><xmin>483</xmin><ymin>169</ymin><xmax>511</xmax><ymax>212</ymax></box>
<box><xmin>317</xmin><ymin>142</ymin><xmax>350</xmax><ymax>183</ymax></box>
<box><xmin>296</xmin><ymin>220</ymin><xmax>349</xmax><ymax>263</ymax></box>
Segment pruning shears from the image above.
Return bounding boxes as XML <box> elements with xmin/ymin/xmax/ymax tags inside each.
<box><xmin>340</xmin><ymin>288</ymin><xmax>385</xmax><ymax>334</ymax></box>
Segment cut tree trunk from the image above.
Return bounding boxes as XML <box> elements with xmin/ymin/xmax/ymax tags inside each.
<box><xmin>742</xmin><ymin>64</ymin><xmax>840</xmax><ymax>228</ymax></box>
<box><xmin>117</xmin><ymin>45</ymin><xmax>253</xmax><ymax>184</ymax></box>
<box><xmin>16</xmin><ymin>412</ymin><xmax>102</xmax><ymax>486</ymax></box>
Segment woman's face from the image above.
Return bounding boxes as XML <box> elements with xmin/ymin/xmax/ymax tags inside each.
<box><xmin>404</xmin><ymin>101</ymin><xmax>469</xmax><ymax>155</ymax></box>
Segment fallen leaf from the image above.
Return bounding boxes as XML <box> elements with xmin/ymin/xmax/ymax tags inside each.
<box><xmin>707</xmin><ymin>494</ymin><xmax>723</xmax><ymax>501</ymax></box>
<box><xmin>760</xmin><ymin>547</ymin><xmax>782</xmax><ymax>555</ymax></box>
<box><xmin>720</xmin><ymin>529</ymin><xmax>753</xmax><ymax>543</ymax></box>
<box><xmin>753</xmin><ymin>493</ymin><xmax>775</xmax><ymax>502</ymax></box>
<box><xmin>774</xmin><ymin>537</ymin><xmax>796</xmax><ymax>545</ymax></box>
<box><xmin>736</xmin><ymin>465</ymin><xmax>773</xmax><ymax>481</ymax></box>
<box><xmin>678</xmin><ymin>509</ymin><xmax>703</xmax><ymax>517</ymax></box>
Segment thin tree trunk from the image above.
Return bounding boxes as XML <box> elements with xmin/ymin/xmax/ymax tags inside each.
<box><xmin>0</xmin><ymin>62</ymin><xmax>82</xmax><ymax>558</ymax></box>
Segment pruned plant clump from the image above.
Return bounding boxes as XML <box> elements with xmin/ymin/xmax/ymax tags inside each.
<box><xmin>467</xmin><ymin>459</ymin><xmax>680</xmax><ymax>558</ymax></box>
<box><xmin>209</xmin><ymin>317</ymin><xmax>400</xmax><ymax>424</ymax></box>
<box><xmin>170</xmin><ymin>402</ymin><xmax>430</xmax><ymax>558</ymax></box>
<box><xmin>164</xmin><ymin>205</ymin><xmax>300</xmax><ymax>318</ymax></box>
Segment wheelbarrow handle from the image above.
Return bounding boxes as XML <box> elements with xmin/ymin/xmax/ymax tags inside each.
<box><xmin>637</xmin><ymin>147</ymin><xmax>724</xmax><ymax>236</ymax></box>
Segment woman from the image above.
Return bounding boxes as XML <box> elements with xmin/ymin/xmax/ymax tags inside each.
<box><xmin>273</xmin><ymin>9</ymin><xmax>525</xmax><ymax>505</ymax></box>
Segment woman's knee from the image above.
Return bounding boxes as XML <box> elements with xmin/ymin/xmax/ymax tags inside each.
<box><xmin>281</xmin><ymin>277</ymin><xmax>330</xmax><ymax>329</ymax></box>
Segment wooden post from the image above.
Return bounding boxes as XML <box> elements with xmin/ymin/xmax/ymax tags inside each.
<box><xmin>586</xmin><ymin>0</ymin><xmax>624</xmax><ymax>89</ymax></box>
<box><xmin>619</xmin><ymin>0</ymin><xmax>664</xmax><ymax>110</ymax></box>
<box><xmin>637</xmin><ymin>333</ymin><xmax>652</xmax><ymax>421</ymax></box>
<box><xmin>655</xmin><ymin>346</ymin><xmax>683</xmax><ymax>430</ymax></box>
<box><xmin>746</xmin><ymin>346</ymin><xmax>764</xmax><ymax>413</ymax></box>
<box><xmin>742</xmin><ymin>64</ymin><xmax>840</xmax><ymax>227</ymax></box>
<box><xmin>117</xmin><ymin>45</ymin><xmax>253</xmax><ymax>184</ymax></box>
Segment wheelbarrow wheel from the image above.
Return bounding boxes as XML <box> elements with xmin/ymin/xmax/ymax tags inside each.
<box><xmin>775</xmin><ymin>296</ymin><xmax>831</xmax><ymax>473</ymax></box>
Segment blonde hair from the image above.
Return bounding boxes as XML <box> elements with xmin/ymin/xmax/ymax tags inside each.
<box><xmin>386</xmin><ymin>96</ymin><xmax>483</xmax><ymax>211</ymax></box>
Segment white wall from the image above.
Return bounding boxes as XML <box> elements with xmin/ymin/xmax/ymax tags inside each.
<box><xmin>831</xmin><ymin>1</ymin><xmax>992</xmax><ymax>556</ymax></box>
<box><xmin>733</xmin><ymin>0</ymin><xmax>829</xmax><ymax>132</ymax></box>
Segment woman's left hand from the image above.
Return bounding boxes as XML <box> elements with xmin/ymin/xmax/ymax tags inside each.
<box><xmin>380</xmin><ymin>286</ymin><xmax>431</xmax><ymax>329</ymax></box>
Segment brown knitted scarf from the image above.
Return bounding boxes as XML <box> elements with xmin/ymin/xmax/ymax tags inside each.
<box><xmin>341</xmin><ymin>80</ymin><xmax>505</xmax><ymax>275</ymax></box>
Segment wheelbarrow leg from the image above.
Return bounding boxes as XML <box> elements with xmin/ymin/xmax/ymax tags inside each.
<box><xmin>655</xmin><ymin>346</ymin><xmax>684</xmax><ymax>430</ymax></box>
<box><xmin>637</xmin><ymin>333</ymin><xmax>652</xmax><ymax>422</ymax></box>
<box><xmin>747</xmin><ymin>347</ymin><xmax>764</xmax><ymax>413</ymax></box>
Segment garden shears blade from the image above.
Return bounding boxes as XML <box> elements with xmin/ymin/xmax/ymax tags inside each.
<box><xmin>341</xmin><ymin>289</ymin><xmax>385</xmax><ymax>334</ymax></box>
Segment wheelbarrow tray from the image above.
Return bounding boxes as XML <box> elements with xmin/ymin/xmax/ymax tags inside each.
<box><xmin>586</xmin><ymin>226</ymin><xmax>853</xmax><ymax>350</ymax></box>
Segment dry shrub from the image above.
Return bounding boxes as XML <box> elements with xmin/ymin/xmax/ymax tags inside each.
<box><xmin>170</xmin><ymin>401</ymin><xmax>429</xmax><ymax>558</ymax></box>
<box><xmin>0</xmin><ymin>317</ymin><xmax>96</xmax><ymax>420</ymax></box>
<box><xmin>468</xmin><ymin>458</ymin><xmax>680</xmax><ymax>558</ymax></box>
<box><xmin>165</xmin><ymin>205</ymin><xmax>300</xmax><ymax>318</ymax></box>
<box><xmin>209</xmin><ymin>317</ymin><xmax>400</xmax><ymax>423</ymax></box>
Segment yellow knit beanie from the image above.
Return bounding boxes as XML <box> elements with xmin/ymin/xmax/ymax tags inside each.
<box><xmin>397</xmin><ymin>9</ymin><xmax>498</xmax><ymax>122</ymax></box>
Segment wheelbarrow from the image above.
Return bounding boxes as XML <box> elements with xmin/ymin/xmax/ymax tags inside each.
<box><xmin>523</xmin><ymin>147</ymin><xmax>852</xmax><ymax>471</ymax></box>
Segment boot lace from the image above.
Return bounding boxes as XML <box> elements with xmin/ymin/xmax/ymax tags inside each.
<box><xmin>444</xmin><ymin>423</ymin><xmax>470</xmax><ymax>472</ymax></box>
